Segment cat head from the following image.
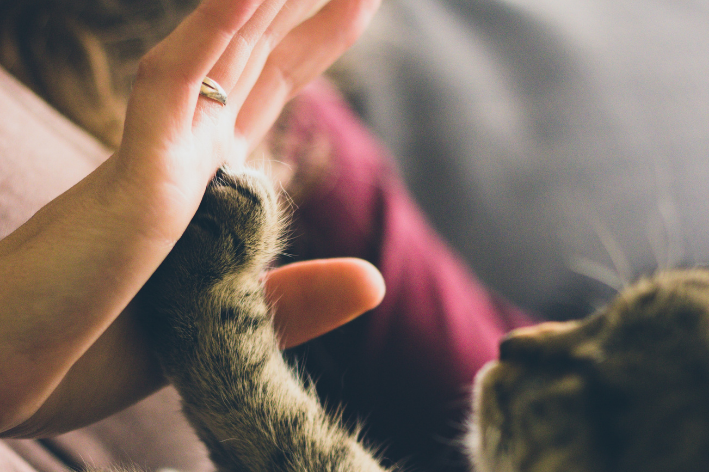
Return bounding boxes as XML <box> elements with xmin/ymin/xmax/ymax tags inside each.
<box><xmin>470</xmin><ymin>269</ymin><xmax>709</xmax><ymax>472</ymax></box>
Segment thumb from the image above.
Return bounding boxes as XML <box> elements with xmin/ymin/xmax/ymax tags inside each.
<box><xmin>264</xmin><ymin>258</ymin><xmax>385</xmax><ymax>349</ymax></box>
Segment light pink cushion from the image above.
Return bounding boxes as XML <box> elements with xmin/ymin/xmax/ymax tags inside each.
<box><xmin>0</xmin><ymin>67</ymin><xmax>109</xmax><ymax>238</ymax></box>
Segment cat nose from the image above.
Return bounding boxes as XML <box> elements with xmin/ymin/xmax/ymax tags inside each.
<box><xmin>499</xmin><ymin>322</ymin><xmax>577</xmax><ymax>361</ymax></box>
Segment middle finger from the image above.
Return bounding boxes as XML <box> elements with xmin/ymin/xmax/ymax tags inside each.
<box><xmin>221</xmin><ymin>0</ymin><xmax>330</xmax><ymax>116</ymax></box>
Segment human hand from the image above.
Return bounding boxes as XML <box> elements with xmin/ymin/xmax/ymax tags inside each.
<box><xmin>117</xmin><ymin>0</ymin><xmax>381</xmax><ymax>243</ymax></box>
<box><xmin>0</xmin><ymin>0</ymin><xmax>380</xmax><ymax>436</ymax></box>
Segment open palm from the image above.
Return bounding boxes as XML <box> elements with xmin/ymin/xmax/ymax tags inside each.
<box><xmin>117</xmin><ymin>0</ymin><xmax>380</xmax><ymax>242</ymax></box>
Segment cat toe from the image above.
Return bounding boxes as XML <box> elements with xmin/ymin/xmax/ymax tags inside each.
<box><xmin>189</xmin><ymin>167</ymin><xmax>283</xmax><ymax>275</ymax></box>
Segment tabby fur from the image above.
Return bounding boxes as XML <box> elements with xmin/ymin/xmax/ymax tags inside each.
<box><xmin>138</xmin><ymin>167</ymin><xmax>390</xmax><ymax>471</ymax></box>
<box><xmin>470</xmin><ymin>270</ymin><xmax>709</xmax><ymax>472</ymax></box>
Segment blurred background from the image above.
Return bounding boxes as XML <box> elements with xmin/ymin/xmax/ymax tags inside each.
<box><xmin>338</xmin><ymin>0</ymin><xmax>709</xmax><ymax>320</ymax></box>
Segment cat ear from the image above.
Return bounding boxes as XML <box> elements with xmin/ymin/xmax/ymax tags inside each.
<box><xmin>499</xmin><ymin>321</ymin><xmax>583</xmax><ymax>361</ymax></box>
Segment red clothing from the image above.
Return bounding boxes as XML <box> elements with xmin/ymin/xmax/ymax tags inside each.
<box><xmin>283</xmin><ymin>81</ymin><xmax>531</xmax><ymax>470</ymax></box>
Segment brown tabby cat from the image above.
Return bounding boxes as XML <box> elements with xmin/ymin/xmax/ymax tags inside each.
<box><xmin>3</xmin><ymin>1</ymin><xmax>709</xmax><ymax>471</ymax></box>
<box><xmin>470</xmin><ymin>270</ymin><xmax>709</xmax><ymax>472</ymax></box>
<box><xmin>142</xmin><ymin>164</ymin><xmax>709</xmax><ymax>472</ymax></box>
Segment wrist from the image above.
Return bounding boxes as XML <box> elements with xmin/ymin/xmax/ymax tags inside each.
<box><xmin>0</xmin><ymin>156</ymin><xmax>193</xmax><ymax>432</ymax></box>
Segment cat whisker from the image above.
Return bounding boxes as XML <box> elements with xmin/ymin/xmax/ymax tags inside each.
<box><xmin>587</xmin><ymin>213</ymin><xmax>632</xmax><ymax>289</ymax></box>
<box><xmin>648</xmin><ymin>156</ymin><xmax>685</xmax><ymax>271</ymax></box>
<box><xmin>568</xmin><ymin>256</ymin><xmax>623</xmax><ymax>293</ymax></box>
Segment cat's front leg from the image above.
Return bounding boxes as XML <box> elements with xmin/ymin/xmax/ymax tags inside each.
<box><xmin>142</xmin><ymin>169</ymin><xmax>390</xmax><ymax>472</ymax></box>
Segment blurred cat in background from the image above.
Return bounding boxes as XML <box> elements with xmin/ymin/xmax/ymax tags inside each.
<box><xmin>471</xmin><ymin>269</ymin><xmax>709</xmax><ymax>472</ymax></box>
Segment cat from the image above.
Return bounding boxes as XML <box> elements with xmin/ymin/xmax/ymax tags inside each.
<box><xmin>142</xmin><ymin>164</ymin><xmax>709</xmax><ymax>472</ymax></box>
<box><xmin>4</xmin><ymin>2</ymin><xmax>709</xmax><ymax>471</ymax></box>
<box><xmin>469</xmin><ymin>269</ymin><xmax>709</xmax><ymax>472</ymax></box>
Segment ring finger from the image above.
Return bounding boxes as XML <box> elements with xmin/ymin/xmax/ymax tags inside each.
<box><xmin>123</xmin><ymin>0</ymin><xmax>267</xmax><ymax>143</ymax></box>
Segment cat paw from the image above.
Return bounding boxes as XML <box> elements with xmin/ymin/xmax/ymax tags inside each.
<box><xmin>193</xmin><ymin>167</ymin><xmax>283</xmax><ymax>275</ymax></box>
<box><xmin>143</xmin><ymin>167</ymin><xmax>282</xmax><ymax>314</ymax></box>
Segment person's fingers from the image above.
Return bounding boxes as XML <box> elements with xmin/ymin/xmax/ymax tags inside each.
<box><xmin>236</xmin><ymin>0</ymin><xmax>381</xmax><ymax>146</ymax></box>
<box><xmin>264</xmin><ymin>258</ymin><xmax>386</xmax><ymax>349</ymax></box>
<box><xmin>220</xmin><ymin>0</ymin><xmax>327</xmax><ymax>115</ymax></box>
<box><xmin>121</xmin><ymin>0</ymin><xmax>265</xmax><ymax>152</ymax></box>
<box><xmin>193</xmin><ymin>0</ymin><xmax>329</xmax><ymax>126</ymax></box>
<box><xmin>193</xmin><ymin>0</ymin><xmax>287</xmax><ymax>124</ymax></box>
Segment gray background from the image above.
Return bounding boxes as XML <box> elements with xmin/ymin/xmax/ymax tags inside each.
<box><xmin>343</xmin><ymin>0</ymin><xmax>709</xmax><ymax>319</ymax></box>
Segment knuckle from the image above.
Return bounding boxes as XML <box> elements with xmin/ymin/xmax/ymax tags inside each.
<box><xmin>273</xmin><ymin>63</ymin><xmax>297</xmax><ymax>96</ymax></box>
<box><xmin>233</xmin><ymin>30</ymin><xmax>253</xmax><ymax>53</ymax></box>
<box><xmin>261</xmin><ymin>27</ymin><xmax>278</xmax><ymax>52</ymax></box>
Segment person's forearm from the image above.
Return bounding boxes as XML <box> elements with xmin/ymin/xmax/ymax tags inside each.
<box><xmin>0</xmin><ymin>0</ymin><xmax>382</xmax><ymax>436</ymax></box>
<box><xmin>0</xmin><ymin>156</ymin><xmax>186</xmax><ymax>432</ymax></box>
<box><xmin>1</xmin><ymin>300</ymin><xmax>166</xmax><ymax>438</ymax></box>
<box><xmin>0</xmin><ymin>256</ymin><xmax>384</xmax><ymax>437</ymax></box>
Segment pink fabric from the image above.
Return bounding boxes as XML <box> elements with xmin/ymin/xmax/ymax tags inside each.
<box><xmin>284</xmin><ymin>81</ymin><xmax>531</xmax><ymax>470</ymax></box>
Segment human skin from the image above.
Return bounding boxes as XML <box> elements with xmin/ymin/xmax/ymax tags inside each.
<box><xmin>0</xmin><ymin>0</ymin><xmax>381</xmax><ymax>437</ymax></box>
